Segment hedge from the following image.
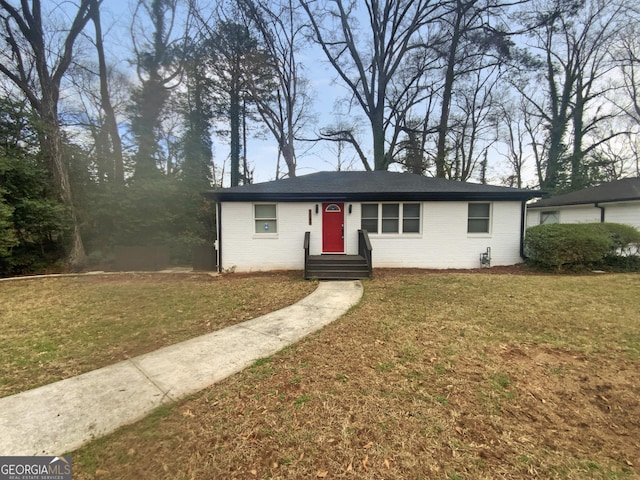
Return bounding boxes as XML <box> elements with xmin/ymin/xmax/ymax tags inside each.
<box><xmin>524</xmin><ymin>223</ymin><xmax>640</xmax><ymax>271</ymax></box>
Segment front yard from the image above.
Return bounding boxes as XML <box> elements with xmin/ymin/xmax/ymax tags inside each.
<box><xmin>3</xmin><ymin>270</ymin><xmax>639</xmax><ymax>478</ymax></box>
<box><xmin>0</xmin><ymin>272</ymin><xmax>316</xmax><ymax>398</ymax></box>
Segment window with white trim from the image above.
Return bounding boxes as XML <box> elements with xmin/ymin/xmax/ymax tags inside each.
<box><xmin>361</xmin><ymin>203</ymin><xmax>421</xmax><ymax>234</ymax></box>
<box><xmin>402</xmin><ymin>203</ymin><xmax>421</xmax><ymax>233</ymax></box>
<box><xmin>382</xmin><ymin>204</ymin><xmax>400</xmax><ymax>233</ymax></box>
<box><xmin>361</xmin><ymin>204</ymin><xmax>378</xmax><ymax>233</ymax></box>
<box><xmin>254</xmin><ymin>204</ymin><xmax>277</xmax><ymax>233</ymax></box>
<box><xmin>467</xmin><ymin>202</ymin><xmax>491</xmax><ymax>233</ymax></box>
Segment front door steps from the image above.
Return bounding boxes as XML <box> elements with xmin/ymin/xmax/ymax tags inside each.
<box><xmin>305</xmin><ymin>255</ymin><xmax>370</xmax><ymax>280</ymax></box>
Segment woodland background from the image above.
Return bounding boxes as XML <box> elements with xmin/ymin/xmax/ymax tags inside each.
<box><xmin>1</xmin><ymin>0</ymin><xmax>639</xmax><ymax>275</ymax></box>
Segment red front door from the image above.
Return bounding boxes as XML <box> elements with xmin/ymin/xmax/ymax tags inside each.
<box><xmin>322</xmin><ymin>203</ymin><xmax>344</xmax><ymax>253</ymax></box>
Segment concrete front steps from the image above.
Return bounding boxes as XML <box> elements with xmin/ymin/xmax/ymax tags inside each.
<box><xmin>305</xmin><ymin>255</ymin><xmax>371</xmax><ymax>280</ymax></box>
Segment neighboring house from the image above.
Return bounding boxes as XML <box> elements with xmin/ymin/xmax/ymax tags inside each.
<box><xmin>205</xmin><ymin>171</ymin><xmax>538</xmax><ymax>276</ymax></box>
<box><xmin>526</xmin><ymin>177</ymin><xmax>640</xmax><ymax>230</ymax></box>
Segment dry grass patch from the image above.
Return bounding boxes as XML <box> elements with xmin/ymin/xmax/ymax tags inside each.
<box><xmin>0</xmin><ymin>272</ymin><xmax>315</xmax><ymax>397</ymax></box>
<box><xmin>74</xmin><ymin>271</ymin><xmax>640</xmax><ymax>479</ymax></box>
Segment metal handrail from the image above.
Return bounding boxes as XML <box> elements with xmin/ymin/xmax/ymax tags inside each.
<box><xmin>303</xmin><ymin>231</ymin><xmax>310</xmax><ymax>278</ymax></box>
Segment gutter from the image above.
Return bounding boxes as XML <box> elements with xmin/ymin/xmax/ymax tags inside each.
<box><xmin>520</xmin><ymin>200</ymin><xmax>527</xmax><ymax>258</ymax></box>
<box><xmin>595</xmin><ymin>202</ymin><xmax>606</xmax><ymax>223</ymax></box>
<box><xmin>216</xmin><ymin>201</ymin><xmax>223</xmax><ymax>273</ymax></box>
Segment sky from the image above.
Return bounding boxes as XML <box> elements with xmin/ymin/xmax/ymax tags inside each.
<box><xmin>96</xmin><ymin>0</ymin><xmax>532</xmax><ymax>187</ymax></box>
<box><xmin>99</xmin><ymin>0</ymin><xmax>368</xmax><ymax>186</ymax></box>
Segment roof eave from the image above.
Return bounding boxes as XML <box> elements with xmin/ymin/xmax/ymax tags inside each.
<box><xmin>528</xmin><ymin>196</ymin><xmax>640</xmax><ymax>209</ymax></box>
<box><xmin>205</xmin><ymin>191</ymin><xmax>539</xmax><ymax>203</ymax></box>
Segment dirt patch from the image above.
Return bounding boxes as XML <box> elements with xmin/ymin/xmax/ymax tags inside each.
<box><xmin>455</xmin><ymin>345</ymin><xmax>640</xmax><ymax>473</ymax></box>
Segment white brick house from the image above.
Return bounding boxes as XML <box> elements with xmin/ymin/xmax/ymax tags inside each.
<box><xmin>205</xmin><ymin>171</ymin><xmax>538</xmax><ymax>276</ymax></box>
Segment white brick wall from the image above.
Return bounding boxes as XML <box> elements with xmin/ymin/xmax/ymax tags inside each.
<box><xmin>219</xmin><ymin>202</ymin><xmax>319</xmax><ymax>271</ymax></box>
<box><xmin>220</xmin><ymin>200</ymin><xmax>526</xmax><ymax>272</ymax></box>
<box><xmin>364</xmin><ymin>202</ymin><xmax>523</xmax><ymax>269</ymax></box>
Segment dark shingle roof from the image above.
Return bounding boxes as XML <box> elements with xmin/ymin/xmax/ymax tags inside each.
<box><xmin>528</xmin><ymin>177</ymin><xmax>640</xmax><ymax>208</ymax></box>
<box><xmin>205</xmin><ymin>171</ymin><xmax>538</xmax><ymax>202</ymax></box>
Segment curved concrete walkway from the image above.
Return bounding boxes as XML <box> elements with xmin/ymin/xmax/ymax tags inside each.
<box><xmin>0</xmin><ymin>280</ymin><xmax>363</xmax><ymax>456</ymax></box>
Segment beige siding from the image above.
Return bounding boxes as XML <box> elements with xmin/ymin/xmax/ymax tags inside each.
<box><xmin>526</xmin><ymin>204</ymin><xmax>600</xmax><ymax>226</ymax></box>
<box><xmin>527</xmin><ymin>202</ymin><xmax>640</xmax><ymax>229</ymax></box>
<box><xmin>525</xmin><ymin>208</ymin><xmax>540</xmax><ymax>228</ymax></box>
<box><xmin>604</xmin><ymin>202</ymin><xmax>640</xmax><ymax>229</ymax></box>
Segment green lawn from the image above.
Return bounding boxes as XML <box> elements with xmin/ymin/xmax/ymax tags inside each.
<box><xmin>3</xmin><ymin>270</ymin><xmax>639</xmax><ymax>479</ymax></box>
<box><xmin>0</xmin><ymin>272</ymin><xmax>316</xmax><ymax>397</ymax></box>
<box><xmin>70</xmin><ymin>270</ymin><xmax>640</xmax><ymax>480</ymax></box>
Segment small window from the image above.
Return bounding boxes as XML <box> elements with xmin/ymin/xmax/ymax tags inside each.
<box><xmin>540</xmin><ymin>211</ymin><xmax>559</xmax><ymax>225</ymax></box>
<box><xmin>255</xmin><ymin>204</ymin><xmax>277</xmax><ymax>233</ymax></box>
<box><xmin>382</xmin><ymin>204</ymin><xmax>400</xmax><ymax>233</ymax></box>
<box><xmin>402</xmin><ymin>203</ymin><xmax>421</xmax><ymax>233</ymax></box>
<box><xmin>325</xmin><ymin>204</ymin><xmax>341</xmax><ymax>212</ymax></box>
<box><xmin>361</xmin><ymin>204</ymin><xmax>378</xmax><ymax>233</ymax></box>
<box><xmin>468</xmin><ymin>203</ymin><xmax>491</xmax><ymax>234</ymax></box>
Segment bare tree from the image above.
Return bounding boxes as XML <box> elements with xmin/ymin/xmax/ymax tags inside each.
<box><xmin>610</xmin><ymin>14</ymin><xmax>640</xmax><ymax>125</ymax></box>
<box><xmin>448</xmin><ymin>67</ymin><xmax>501</xmax><ymax>181</ymax></box>
<box><xmin>0</xmin><ymin>0</ymin><xmax>94</xmax><ymax>269</ymax></box>
<box><xmin>65</xmin><ymin>60</ymin><xmax>130</xmax><ymax>183</ymax></box>
<box><xmin>432</xmin><ymin>0</ymin><xmax>519</xmax><ymax>178</ymax></box>
<box><xmin>617</xmin><ymin>36</ymin><xmax>640</xmax><ymax>123</ymax></box>
<box><xmin>239</xmin><ymin>0</ymin><xmax>313</xmax><ymax>179</ymax></box>
<box><xmin>89</xmin><ymin>0</ymin><xmax>124</xmax><ymax>183</ymax></box>
<box><xmin>129</xmin><ymin>0</ymin><xmax>187</xmax><ymax>180</ymax></box>
<box><xmin>497</xmin><ymin>98</ymin><xmax>529</xmax><ymax>188</ymax></box>
<box><xmin>300</xmin><ymin>0</ymin><xmax>447</xmax><ymax>171</ymax></box>
<box><xmin>65</xmin><ymin>1</ymin><xmax>129</xmax><ymax>185</ymax></box>
<box><xmin>517</xmin><ymin>0</ymin><xmax>627</xmax><ymax>191</ymax></box>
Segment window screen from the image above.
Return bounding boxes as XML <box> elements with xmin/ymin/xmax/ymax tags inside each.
<box><xmin>402</xmin><ymin>203</ymin><xmax>420</xmax><ymax>233</ymax></box>
<box><xmin>382</xmin><ymin>204</ymin><xmax>400</xmax><ymax>233</ymax></box>
<box><xmin>255</xmin><ymin>204</ymin><xmax>277</xmax><ymax>233</ymax></box>
<box><xmin>361</xmin><ymin>203</ymin><xmax>378</xmax><ymax>233</ymax></box>
<box><xmin>468</xmin><ymin>203</ymin><xmax>490</xmax><ymax>233</ymax></box>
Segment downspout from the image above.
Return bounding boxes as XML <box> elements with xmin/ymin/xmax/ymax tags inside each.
<box><xmin>520</xmin><ymin>200</ymin><xmax>527</xmax><ymax>259</ymax></box>
<box><xmin>216</xmin><ymin>201</ymin><xmax>223</xmax><ymax>273</ymax></box>
<box><xmin>595</xmin><ymin>203</ymin><xmax>605</xmax><ymax>223</ymax></box>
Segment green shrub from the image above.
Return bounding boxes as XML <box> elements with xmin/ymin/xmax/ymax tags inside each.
<box><xmin>597</xmin><ymin>223</ymin><xmax>640</xmax><ymax>271</ymax></box>
<box><xmin>601</xmin><ymin>254</ymin><xmax>640</xmax><ymax>271</ymax></box>
<box><xmin>524</xmin><ymin>223</ymin><xmax>615</xmax><ymax>270</ymax></box>
<box><xmin>597</xmin><ymin>223</ymin><xmax>640</xmax><ymax>255</ymax></box>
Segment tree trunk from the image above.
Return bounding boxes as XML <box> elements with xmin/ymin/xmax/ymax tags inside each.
<box><xmin>571</xmin><ymin>77</ymin><xmax>585</xmax><ymax>189</ymax></box>
<box><xmin>543</xmin><ymin>118</ymin><xmax>568</xmax><ymax>191</ymax></box>
<box><xmin>372</xmin><ymin>107</ymin><xmax>387</xmax><ymax>170</ymax></box>
<box><xmin>281</xmin><ymin>141</ymin><xmax>296</xmax><ymax>178</ymax></box>
<box><xmin>230</xmin><ymin>84</ymin><xmax>241</xmax><ymax>186</ymax></box>
<box><xmin>435</xmin><ymin>3</ymin><xmax>464</xmax><ymax>179</ymax></box>
<box><xmin>41</xmin><ymin>95</ymin><xmax>86</xmax><ymax>270</ymax></box>
<box><xmin>91</xmin><ymin>2</ymin><xmax>124</xmax><ymax>184</ymax></box>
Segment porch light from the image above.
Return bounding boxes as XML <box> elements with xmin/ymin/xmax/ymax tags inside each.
<box><xmin>315</xmin><ymin>204</ymin><xmax>319</xmax><ymax>214</ymax></box>
<box><xmin>349</xmin><ymin>204</ymin><xmax>353</xmax><ymax>214</ymax></box>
